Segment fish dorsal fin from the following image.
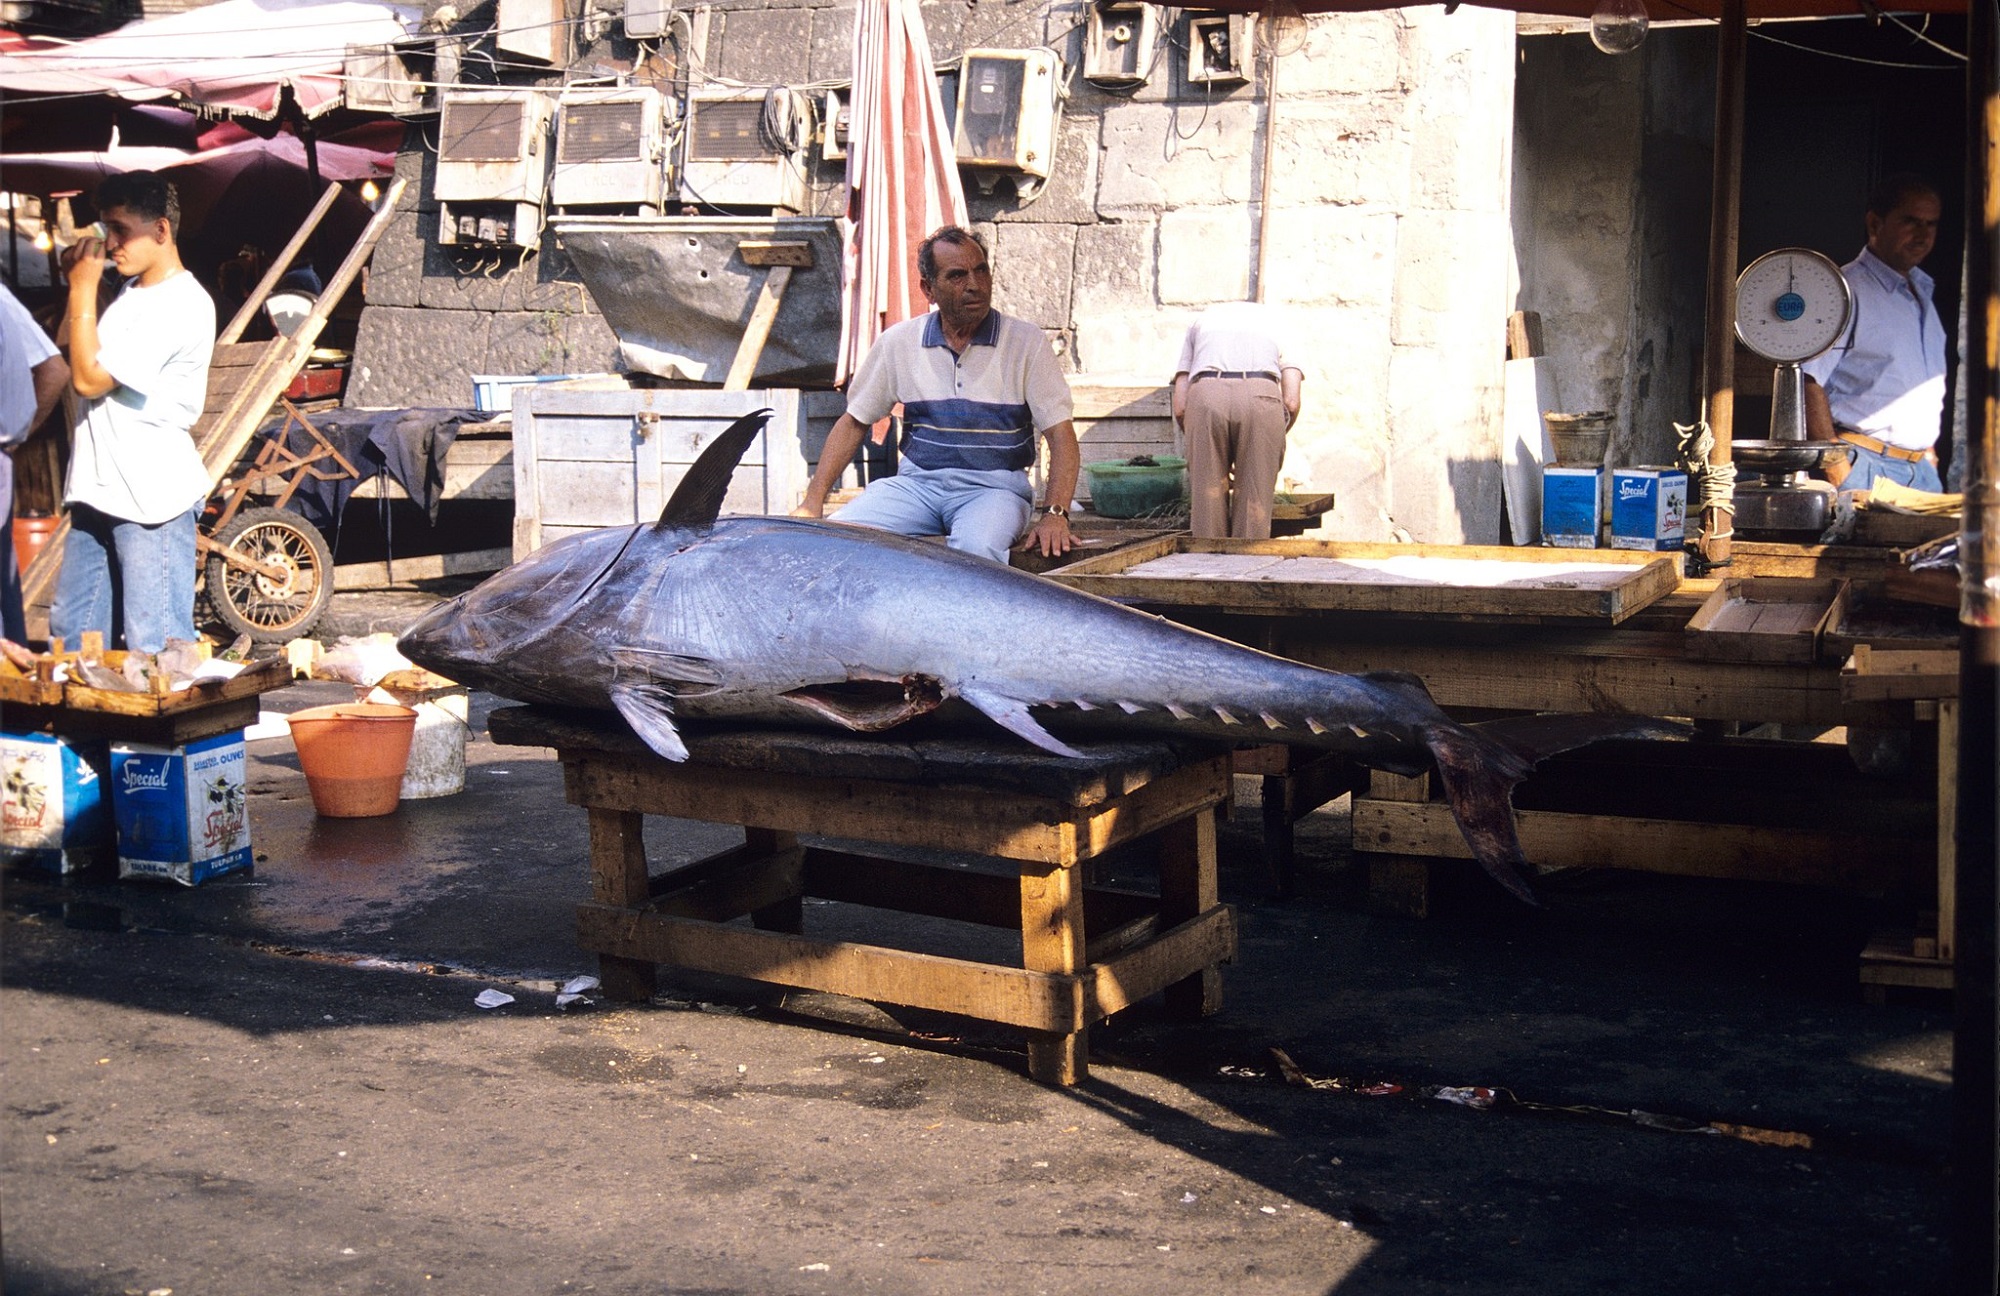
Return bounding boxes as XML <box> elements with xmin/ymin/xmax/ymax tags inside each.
<box><xmin>655</xmin><ymin>409</ymin><xmax>775</xmax><ymax>531</ymax></box>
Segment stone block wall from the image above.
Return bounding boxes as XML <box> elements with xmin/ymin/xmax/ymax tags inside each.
<box><xmin>351</xmin><ymin>0</ymin><xmax>1521</xmax><ymax>541</ymax></box>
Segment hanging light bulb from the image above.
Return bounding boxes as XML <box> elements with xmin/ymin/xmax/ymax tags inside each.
<box><xmin>359</xmin><ymin>179</ymin><xmax>382</xmax><ymax>205</ymax></box>
<box><xmin>1590</xmin><ymin>0</ymin><xmax>1649</xmax><ymax>53</ymax></box>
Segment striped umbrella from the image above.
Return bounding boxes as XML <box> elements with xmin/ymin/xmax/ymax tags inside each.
<box><xmin>836</xmin><ymin>0</ymin><xmax>968</xmax><ymax>384</ymax></box>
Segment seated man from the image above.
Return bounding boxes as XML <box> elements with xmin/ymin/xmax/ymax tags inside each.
<box><xmin>795</xmin><ymin>226</ymin><xmax>1078</xmax><ymax>564</ymax></box>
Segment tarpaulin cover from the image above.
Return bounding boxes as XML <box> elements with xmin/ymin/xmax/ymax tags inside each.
<box><xmin>0</xmin><ymin>0</ymin><xmax>420</xmax><ymax>121</ymax></box>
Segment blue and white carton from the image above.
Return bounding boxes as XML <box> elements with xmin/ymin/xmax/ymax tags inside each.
<box><xmin>111</xmin><ymin>731</ymin><xmax>253</xmax><ymax>886</ymax></box>
<box><xmin>1</xmin><ymin>731</ymin><xmax>112</xmax><ymax>873</ymax></box>
<box><xmin>1610</xmin><ymin>467</ymin><xmax>1689</xmax><ymax>552</ymax></box>
<box><xmin>1541</xmin><ymin>465</ymin><xmax>1603</xmax><ymax>548</ymax></box>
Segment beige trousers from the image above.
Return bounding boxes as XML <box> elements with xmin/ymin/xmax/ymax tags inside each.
<box><xmin>1184</xmin><ymin>375</ymin><xmax>1286</xmax><ymax>539</ymax></box>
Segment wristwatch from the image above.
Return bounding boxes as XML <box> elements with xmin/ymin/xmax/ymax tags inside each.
<box><xmin>1045</xmin><ymin>504</ymin><xmax>1070</xmax><ymax>521</ymax></box>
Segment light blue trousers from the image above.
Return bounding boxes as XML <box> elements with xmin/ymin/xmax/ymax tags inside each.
<box><xmin>831</xmin><ymin>466</ymin><xmax>1032</xmax><ymax>565</ymax></box>
<box><xmin>49</xmin><ymin>502</ymin><xmax>200</xmax><ymax>652</ymax></box>
<box><xmin>1841</xmin><ymin>444</ymin><xmax>1941</xmax><ymax>494</ymax></box>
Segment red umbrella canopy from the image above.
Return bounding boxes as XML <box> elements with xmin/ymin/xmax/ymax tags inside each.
<box><xmin>837</xmin><ymin>0</ymin><xmax>969</xmax><ymax>384</ymax></box>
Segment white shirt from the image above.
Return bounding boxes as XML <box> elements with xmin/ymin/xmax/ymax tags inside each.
<box><xmin>2</xmin><ymin>285</ymin><xmax>61</xmax><ymax>532</ymax></box>
<box><xmin>1176</xmin><ymin>301</ymin><xmax>1293</xmax><ymax>378</ymax></box>
<box><xmin>845</xmin><ymin>309</ymin><xmax>1072</xmax><ymax>474</ymax></box>
<box><xmin>66</xmin><ymin>269</ymin><xmax>216</xmax><ymax>524</ymax></box>
<box><xmin>0</xmin><ymin>284</ymin><xmax>58</xmax><ymax>447</ymax></box>
<box><xmin>1800</xmin><ymin>247</ymin><xmax>1947</xmax><ymax>452</ymax></box>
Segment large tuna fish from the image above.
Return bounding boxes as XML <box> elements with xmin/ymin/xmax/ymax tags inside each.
<box><xmin>401</xmin><ymin>410</ymin><xmax>1680</xmax><ymax>903</ymax></box>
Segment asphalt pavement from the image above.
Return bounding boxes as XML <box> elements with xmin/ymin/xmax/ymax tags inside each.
<box><xmin>0</xmin><ymin>590</ymin><xmax>1956</xmax><ymax>1296</ymax></box>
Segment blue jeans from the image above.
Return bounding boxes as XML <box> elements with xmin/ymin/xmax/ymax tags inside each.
<box><xmin>831</xmin><ymin>465</ymin><xmax>1033</xmax><ymax>565</ymax></box>
<box><xmin>1840</xmin><ymin>444</ymin><xmax>1942</xmax><ymax>494</ymax></box>
<box><xmin>50</xmin><ymin>502</ymin><xmax>199</xmax><ymax>652</ymax></box>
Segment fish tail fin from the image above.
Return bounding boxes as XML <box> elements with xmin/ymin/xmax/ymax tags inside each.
<box><xmin>1426</xmin><ymin>714</ymin><xmax>1694</xmax><ymax>905</ymax></box>
<box><xmin>1423</xmin><ymin>724</ymin><xmax>1541</xmax><ymax>906</ymax></box>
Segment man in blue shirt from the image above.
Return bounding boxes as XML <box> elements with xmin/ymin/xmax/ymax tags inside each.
<box><xmin>795</xmin><ymin>226</ymin><xmax>1079</xmax><ymax>563</ymax></box>
<box><xmin>1802</xmin><ymin>174</ymin><xmax>1947</xmax><ymax>493</ymax></box>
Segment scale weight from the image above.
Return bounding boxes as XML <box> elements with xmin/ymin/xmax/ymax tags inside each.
<box><xmin>1730</xmin><ymin>248</ymin><xmax>1853</xmax><ymax>538</ymax></box>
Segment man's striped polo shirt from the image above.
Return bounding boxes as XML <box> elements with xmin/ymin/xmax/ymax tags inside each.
<box><xmin>844</xmin><ymin>308</ymin><xmax>1072</xmax><ymax>474</ymax></box>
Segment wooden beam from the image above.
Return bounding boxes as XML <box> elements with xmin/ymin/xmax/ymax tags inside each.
<box><xmin>1698</xmin><ymin>0</ymin><xmax>1747</xmax><ymax>566</ymax></box>
<box><xmin>217</xmin><ymin>183</ymin><xmax>343</xmax><ymax>344</ymax></box>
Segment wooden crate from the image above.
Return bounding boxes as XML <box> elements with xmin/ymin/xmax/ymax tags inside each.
<box><xmin>1046</xmin><ymin>537</ymin><xmax>1682</xmax><ymax>623</ymax></box>
<box><xmin>1684</xmin><ymin>577</ymin><xmax>1849</xmax><ymax>664</ymax></box>
<box><xmin>511</xmin><ymin>387</ymin><xmax>808</xmax><ymax>559</ymax></box>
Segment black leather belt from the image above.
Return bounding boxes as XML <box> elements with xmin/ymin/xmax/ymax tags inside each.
<box><xmin>1192</xmin><ymin>370</ymin><xmax>1278</xmax><ymax>382</ymax></box>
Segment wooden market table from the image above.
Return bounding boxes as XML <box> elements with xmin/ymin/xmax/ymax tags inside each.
<box><xmin>1045</xmin><ymin>537</ymin><xmax>1960</xmax><ymax>990</ymax></box>
<box><xmin>486</xmin><ymin>707</ymin><xmax>1238</xmax><ymax>1085</ymax></box>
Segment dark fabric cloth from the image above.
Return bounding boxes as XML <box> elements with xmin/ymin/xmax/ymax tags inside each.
<box><xmin>257</xmin><ymin>406</ymin><xmax>484</xmax><ymax>542</ymax></box>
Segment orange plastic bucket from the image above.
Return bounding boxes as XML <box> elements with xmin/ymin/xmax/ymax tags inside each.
<box><xmin>287</xmin><ymin>703</ymin><xmax>419</xmax><ymax>818</ymax></box>
<box><xmin>12</xmin><ymin>514</ymin><xmax>58</xmax><ymax>574</ymax></box>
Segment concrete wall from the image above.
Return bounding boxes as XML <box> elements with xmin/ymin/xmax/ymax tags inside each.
<box><xmin>352</xmin><ymin>0</ymin><xmax>1521</xmax><ymax>542</ymax></box>
<box><xmin>1510</xmin><ymin>29</ymin><xmax>1712</xmax><ymax>471</ymax></box>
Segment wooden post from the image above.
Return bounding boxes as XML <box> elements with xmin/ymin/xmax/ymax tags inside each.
<box><xmin>746</xmin><ymin>826</ymin><xmax>806</xmax><ymax>934</ymax></box>
<box><xmin>1020</xmin><ymin>862</ymin><xmax>1087</xmax><ymax>1085</ymax></box>
<box><xmin>586</xmin><ymin>806</ymin><xmax>655</xmax><ymax>1001</ymax></box>
<box><xmin>217</xmin><ymin>182</ymin><xmax>343</xmax><ymax>345</ymax></box>
<box><xmin>1158</xmin><ymin>803</ymin><xmax>1222</xmax><ymax>1018</ymax></box>
<box><xmin>723</xmin><ymin>240</ymin><xmax>813</xmax><ymax>391</ymax></box>
<box><xmin>1950</xmin><ymin>4</ymin><xmax>1998</xmax><ymax>1291</ymax></box>
<box><xmin>1698</xmin><ymin>0</ymin><xmax>1747</xmax><ymax>567</ymax></box>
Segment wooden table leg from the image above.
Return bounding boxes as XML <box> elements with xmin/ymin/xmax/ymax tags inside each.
<box><xmin>587</xmin><ymin>806</ymin><xmax>656</xmax><ymax>1002</ymax></box>
<box><xmin>1159</xmin><ymin>804</ymin><xmax>1223</xmax><ymax>1018</ymax></box>
<box><xmin>1261</xmin><ymin>771</ymin><xmax>1297</xmax><ymax>899</ymax></box>
<box><xmin>1020</xmin><ymin>862</ymin><xmax>1087</xmax><ymax>1084</ymax></box>
<box><xmin>748</xmin><ymin>827</ymin><xmax>805</xmax><ymax>933</ymax></box>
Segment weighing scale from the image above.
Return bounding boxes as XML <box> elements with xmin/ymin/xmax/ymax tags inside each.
<box><xmin>1730</xmin><ymin>247</ymin><xmax>1853</xmax><ymax>537</ymax></box>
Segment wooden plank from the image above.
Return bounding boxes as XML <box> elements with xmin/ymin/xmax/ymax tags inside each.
<box><xmin>1157</xmin><ymin>803</ymin><xmax>1223</xmax><ymax>1018</ymax></box>
<box><xmin>1506</xmin><ymin>309</ymin><xmax>1545</xmax><ymax>360</ymax></box>
<box><xmin>1044</xmin><ymin>538</ymin><xmax>1682</xmax><ymax>623</ymax></box>
<box><xmin>217</xmin><ymin>182</ymin><xmax>344</xmax><ymax>344</ymax></box>
<box><xmin>1352</xmin><ymin>800</ymin><xmax>1920</xmax><ymax>893</ymax></box>
<box><xmin>723</xmin><ymin>264</ymin><xmax>792</xmax><ymax>392</ymax></box>
<box><xmin>801</xmin><ymin>848</ymin><xmax>1159</xmax><ymax>933</ymax></box>
<box><xmin>1020</xmin><ymin>860</ymin><xmax>1089</xmax><ymax>1083</ymax></box>
<box><xmin>1069</xmin><ymin>384</ymin><xmax>1174</xmax><ymax>420</ymax></box>
<box><xmin>654</xmin><ymin>840</ymin><xmax>805</xmax><ymax>923</ymax></box>
<box><xmin>575</xmin><ymin>902</ymin><xmax>1086</xmax><ymax>1033</ymax></box>
<box><xmin>1840</xmin><ymin>646</ymin><xmax>1961</xmax><ymax>702</ymax></box>
<box><xmin>331</xmin><ymin>548</ymin><xmax>512</xmax><ymax>591</ymax></box>
<box><xmin>1089</xmin><ymin>908</ymin><xmax>1236</xmax><ymax>1016</ymax></box>
<box><xmin>564</xmin><ymin>753</ymin><xmax>1229</xmax><ymax>867</ymax></box>
<box><xmin>1684</xmin><ymin>577</ymin><xmax>1848</xmax><ymax>664</ymax></box>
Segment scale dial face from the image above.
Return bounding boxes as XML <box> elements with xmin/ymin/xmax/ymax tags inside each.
<box><xmin>1734</xmin><ymin>248</ymin><xmax>1852</xmax><ymax>363</ymax></box>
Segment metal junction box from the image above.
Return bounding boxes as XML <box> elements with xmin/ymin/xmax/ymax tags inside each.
<box><xmin>1187</xmin><ymin>13</ymin><xmax>1252</xmax><ymax>85</ymax></box>
<box><xmin>1083</xmin><ymin>2</ymin><xmax>1158</xmax><ymax>86</ymax></box>
<box><xmin>552</xmin><ymin>87</ymin><xmax>669</xmax><ymax>211</ymax></box>
<box><xmin>343</xmin><ymin>41</ymin><xmax>425</xmax><ymax>114</ymax></box>
<box><xmin>678</xmin><ymin>89</ymin><xmax>806</xmax><ymax>213</ymax></box>
<box><xmin>953</xmin><ymin>48</ymin><xmax>1062</xmax><ymax>198</ymax></box>
<box><xmin>496</xmin><ymin>0</ymin><xmax>570</xmax><ymax>66</ymax></box>
<box><xmin>511</xmin><ymin>386</ymin><xmax>809</xmax><ymax>558</ymax></box>
<box><xmin>435</xmin><ymin>90</ymin><xmax>553</xmax><ymax>248</ymax></box>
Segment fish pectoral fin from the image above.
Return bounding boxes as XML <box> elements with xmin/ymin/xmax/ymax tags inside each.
<box><xmin>961</xmin><ymin>686</ymin><xmax>1085</xmax><ymax>759</ymax></box>
<box><xmin>610</xmin><ymin>647</ymin><xmax>726</xmax><ymax>698</ymax></box>
<box><xmin>783</xmin><ymin>676</ymin><xmax>946</xmax><ymax>732</ymax></box>
<box><xmin>1423</xmin><ymin>725</ymin><xmax>1539</xmax><ymax>906</ymax></box>
<box><xmin>609</xmin><ymin>682</ymin><xmax>690</xmax><ymax>762</ymax></box>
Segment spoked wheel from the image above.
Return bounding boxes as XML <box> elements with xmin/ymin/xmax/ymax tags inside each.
<box><xmin>204</xmin><ymin>506</ymin><xmax>334</xmax><ymax>642</ymax></box>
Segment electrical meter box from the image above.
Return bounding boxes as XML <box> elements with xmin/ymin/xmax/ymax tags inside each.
<box><xmin>821</xmin><ymin>87</ymin><xmax>851</xmax><ymax>164</ymax></box>
<box><xmin>624</xmin><ymin>0</ymin><xmax>672</xmax><ymax>39</ymax></box>
<box><xmin>435</xmin><ymin>90</ymin><xmax>553</xmax><ymax>248</ymax></box>
<box><xmin>343</xmin><ymin>42</ymin><xmax>424</xmax><ymax>114</ymax></box>
<box><xmin>552</xmin><ymin>87</ymin><xmax>669</xmax><ymax>211</ymax></box>
<box><xmin>496</xmin><ymin>0</ymin><xmax>570</xmax><ymax>65</ymax></box>
<box><xmin>1084</xmin><ymin>2</ymin><xmax>1158</xmax><ymax>86</ymax></box>
<box><xmin>679</xmin><ymin>88</ymin><xmax>806</xmax><ymax>212</ymax></box>
<box><xmin>953</xmin><ymin>48</ymin><xmax>1063</xmax><ymax>198</ymax></box>
<box><xmin>1187</xmin><ymin>13</ymin><xmax>1252</xmax><ymax>85</ymax></box>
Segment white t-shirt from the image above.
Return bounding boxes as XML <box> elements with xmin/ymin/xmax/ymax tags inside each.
<box><xmin>1176</xmin><ymin>301</ymin><xmax>1292</xmax><ymax>378</ymax></box>
<box><xmin>1</xmin><ymin>284</ymin><xmax>58</xmax><ymax>447</ymax></box>
<box><xmin>65</xmin><ymin>269</ymin><xmax>216</xmax><ymax>524</ymax></box>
